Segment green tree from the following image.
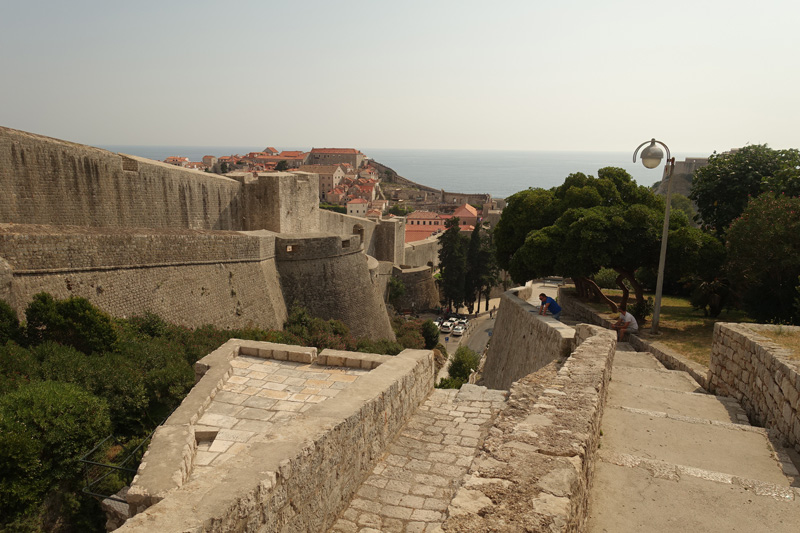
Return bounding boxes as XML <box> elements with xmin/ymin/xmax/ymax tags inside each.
<box><xmin>388</xmin><ymin>203</ymin><xmax>414</xmax><ymax>216</ymax></box>
<box><xmin>387</xmin><ymin>276</ymin><xmax>406</xmax><ymax>308</ymax></box>
<box><xmin>725</xmin><ymin>193</ymin><xmax>800</xmax><ymax>324</ymax></box>
<box><xmin>496</xmin><ymin>168</ymin><xmax>669</xmax><ymax>311</ymax></box>
<box><xmin>438</xmin><ymin>217</ymin><xmax>467</xmax><ymax>310</ymax></box>
<box><xmin>0</xmin><ymin>381</ymin><xmax>111</xmax><ymax>522</ymax></box>
<box><xmin>25</xmin><ymin>293</ymin><xmax>117</xmax><ymax>355</ymax></box>
<box><xmin>690</xmin><ymin>145</ymin><xmax>800</xmax><ymax>235</ymax></box>
<box><xmin>420</xmin><ymin>320</ymin><xmax>440</xmax><ymax>349</ymax></box>
<box><xmin>275</xmin><ymin>160</ymin><xmax>289</xmax><ymax>171</ymax></box>
<box><xmin>0</xmin><ymin>300</ymin><xmax>23</xmax><ymax>345</ymax></box>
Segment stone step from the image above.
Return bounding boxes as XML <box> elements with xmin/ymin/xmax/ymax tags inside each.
<box><xmin>611</xmin><ymin>365</ymin><xmax>705</xmax><ymax>393</ymax></box>
<box><xmin>589</xmin><ymin>460</ymin><xmax>800</xmax><ymax>533</ymax></box>
<box><xmin>613</xmin><ymin>348</ymin><xmax>664</xmax><ymax>370</ymax></box>
<box><xmin>608</xmin><ymin>380</ymin><xmax>749</xmax><ymax>424</ymax></box>
<box><xmin>329</xmin><ymin>385</ymin><xmax>507</xmax><ymax>533</ymax></box>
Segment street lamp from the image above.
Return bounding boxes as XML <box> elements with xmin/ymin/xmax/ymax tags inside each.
<box><xmin>633</xmin><ymin>138</ymin><xmax>675</xmax><ymax>334</ymax></box>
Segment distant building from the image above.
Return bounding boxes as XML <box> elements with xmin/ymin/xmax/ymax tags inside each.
<box><xmin>453</xmin><ymin>203</ymin><xmax>479</xmax><ymax>228</ymax></box>
<box><xmin>309</xmin><ymin>148</ymin><xmax>365</xmax><ymax>169</ymax></box>
<box><xmin>202</xmin><ymin>155</ymin><xmax>217</xmax><ymax>167</ymax></box>
<box><xmin>347</xmin><ymin>198</ymin><xmax>369</xmax><ymax>217</ymax></box>
<box><xmin>164</xmin><ymin>156</ymin><xmax>189</xmax><ymax>167</ymax></box>
<box><xmin>298</xmin><ymin>164</ymin><xmax>345</xmax><ymax>201</ymax></box>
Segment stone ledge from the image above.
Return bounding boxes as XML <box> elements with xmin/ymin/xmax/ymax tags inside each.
<box><xmin>443</xmin><ymin>325</ymin><xmax>616</xmax><ymax>532</ymax></box>
<box><xmin>119</xmin><ymin>346</ymin><xmax>435</xmax><ymax>532</ymax></box>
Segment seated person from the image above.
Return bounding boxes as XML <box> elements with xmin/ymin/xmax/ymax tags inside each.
<box><xmin>538</xmin><ymin>293</ymin><xmax>562</xmax><ymax>320</ymax></box>
<box><xmin>611</xmin><ymin>304</ymin><xmax>639</xmax><ymax>340</ymax></box>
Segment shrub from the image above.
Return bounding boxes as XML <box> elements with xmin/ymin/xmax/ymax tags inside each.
<box><xmin>447</xmin><ymin>346</ymin><xmax>480</xmax><ymax>382</ymax></box>
<box><xmin>420</xmin><ymin>320</ymin><xmax>440</xmax><ymax>349</ymax></box>
<box><xmin>629</xmin><ymin>297</ymin><xmax>654</xmax><ymax>325</ymax></box>
<box><xmin>25</xmin><ymin>293</ymin><xmax>117</xmax><ymax>354</ymax></box>
<box><xmin>0</xmin><ymin>381</ymin><xmax>110</xmax><ymax>520</ymax></box>
<box><xmin>0</xmin><ymin>342</ymin><xmax>39</xmax><ymax>395</ymax></box>
<box><xmin>0</xmin><ymin>300</ymin><xmax>22</xmax><ymax>345</ymax></box>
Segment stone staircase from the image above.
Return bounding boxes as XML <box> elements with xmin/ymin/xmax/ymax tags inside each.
<box><xmin>588</xmin><ymin>342</ymin><xmax>800</xmax><ymax>532</ymax></box>
<box><xmin>329</xmin><ymin>385</ymin><xmax>507</xmax><ymax>533</ymax></box>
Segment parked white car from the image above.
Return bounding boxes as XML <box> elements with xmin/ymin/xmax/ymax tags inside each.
<box><xmin>452</xmin><ymin>324</ymin><xmax>466</xmax><ymax>336</ymax></box>
<box><xmin>440</xmin><ymin>321</ymin><xmax>454</xmax><ymax>333</ymax></box>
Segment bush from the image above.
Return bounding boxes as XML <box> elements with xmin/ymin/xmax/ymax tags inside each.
<box><xmin>0</xmin><ymin>381</ymin><xmax>110</xmax><ymax>520</ymax></box>
<box><xmin>25</xmin><ymin>293</ymin><xmax>117</xmax><ymax>354</ymax></box>
<box><xmin>447</xmin><ymin>346</ymin><xmax>480</xmax><ymax>382</ymax></box>
<box><xmin>0</xmin><ymin>342</ymin><xmax>39</xmax><ymax>395</ymax></box>
<box><xmin>0</xmin><ymin>300</ymin><xmax>22</xmax><ymax>345</ymax></box>
<box><xmin>593</xmin><ymin>268</ymin><xmax>621</xmax><ymax>290</ymax></box>
<box><xmin>629</xmin><ymin>297</ymin><xmax>654</xmax><ymax>325</ymax></box>
<box><xmin>420</xmin><ymin>320</ymin><xmax>440</xmax><ymax>349</ymax></box>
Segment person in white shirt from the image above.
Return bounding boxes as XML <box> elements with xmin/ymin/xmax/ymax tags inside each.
<box><xmin>612</xmin><ymin>304</ymin><xmax>639</xmax><ymax>340</ymax></box>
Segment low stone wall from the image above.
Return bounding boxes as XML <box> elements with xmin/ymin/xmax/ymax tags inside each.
<box><xmin>482</xmin><ymin>285</ymin><xmax>576</xmax><ymax>390</ymax></box>
<box><xmin>403</xmin><ymin>235</ymin><xmax>440</xmax><ymax>269</ymax></box>
<box><xmin>708</xmin><ymin>323</ymin><xmax>800</xmax><ymax>453</ymax></box>
<box><xmin>121</xmin><ymin>341</ymin><xmax>435</xmax><ymax>532</ymax></box>
<box><xmin>444</xmin><ymin>325</ymin><xmax>617</xmax><ymax>531</ymax></box>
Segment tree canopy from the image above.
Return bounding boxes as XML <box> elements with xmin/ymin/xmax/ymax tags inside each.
<box><xmin>495</xmin><ymin>167</ymin><xmax>676</xmax><ymax>309</ymax></box>
<box><xmin>689</xmin><ymin>144</ymin><xmax>800</xmax><ymax>235</ymax></box>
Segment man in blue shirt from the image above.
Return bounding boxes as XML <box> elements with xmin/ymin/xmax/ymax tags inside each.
<box><xmin>538</xmin><ymin>293</ymin><xmax>561</xmax><ymax>320</ymax></box>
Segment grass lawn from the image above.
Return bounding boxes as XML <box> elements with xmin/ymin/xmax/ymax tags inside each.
<box><xmin>583</xmin><ymin>290</ymin><xmax>753</xmax><ymax>367</ymax></box>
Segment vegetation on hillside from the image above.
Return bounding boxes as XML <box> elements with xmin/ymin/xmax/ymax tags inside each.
<box><xmin>0</xmin><ymin>294</ymin><xmax>433</xmax><ymax>532</ymax></box>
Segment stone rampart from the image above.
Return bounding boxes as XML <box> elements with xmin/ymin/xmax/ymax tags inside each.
<box><xmin>444</xmin><ymin>325</ymin><xmax>617</xmax><ymax>531</ymax></box>
<box><xmin>0</xmin><ymin>225</ymin><xmax>287</xmax><ymax>330</ymax></box>
<box><xmin>120</xmin><ymin>341</ymin><xmax>435</xmax><ymax>532</ymax></box>
<box><xmin>319</xmin><ymin>209</ymin><xmax>377</xmax><ymax>252</ymax></box>
<box><xmin>243</xmin><ymin>172</ymin><xmax>320</xmax><ymax>234</ymax></box>
<box><xmin>1</xmin><ymin>127</ymin><xmax>245</xmax><ymax>230</ymax></box>
<box><xmin>708</xmin><ymin>323</ymin><xmax>800</xmax><ymax>453</ymax></box>
<box><xmin>275</xmin><ymin>234</ymin><xmax>396</xmax><ymax>341</ymax></box>
<box><xmin>391</xmin><ymin>265</ymin><xmax>440</xmax><ymax>312</ymax></box>
<box><xmin>403</xmin><ymin>235</ymin><xmax>440</xmax><ymax>269</ymax></box>
<box><xmin>482</xmin><ymin>285</ymin><xmax>576</xmax><ymax>390</ymax></box>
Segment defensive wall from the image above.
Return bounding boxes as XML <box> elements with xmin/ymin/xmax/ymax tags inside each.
<box><xmin>481</xmin><ymin>284</ymin><xmax>576</xmax><ymax>390</ymax></box>
<box><xmin>0</xmin><ymin>225</ymin><xmax>287</xmax><ymax>331</ymax></box>
<box><xmin>0</xmin><ymin>127</ymin><xmax>410</xmax><ymax>338</ymax></box>
<box><xmin>708</xmin><ymin>323</ymin><xmax>800</xmax><ymax>453</ymax></box>
<box><xmin>390</xmin><ymin>265</ymin><xmax>440</xmax><ymax>313</ymax></box>
<box><xmin>274</xmin><ymin>234</ymin><xmax>395</xmax><ymax>340</ymax></box>
<box><xmin>403</xmin><ymin>235</ymin><xmax>440</xmax><ymax>270</ymax></box>
<box><xmin>119</xmin><ymin>340</ymin><xmax>435</xmax><ymax>532</ymax></box>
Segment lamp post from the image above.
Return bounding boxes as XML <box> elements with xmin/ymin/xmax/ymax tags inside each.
<box><xmin>633</xmin><ymin>138</ymin><xmax>675</xmax><ymax>334</ymax></box>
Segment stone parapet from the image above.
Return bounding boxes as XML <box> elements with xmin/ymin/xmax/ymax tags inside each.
<box><xmin>482</xmin><ymin>285</ymin><xmax>575</xmax><ymax>390</ymax></box>
<box><xmin>444</xmin><ymin>325</ymin><xmax>617</xmax><ymax>531</ymax></box>
<box><xmin>708</xmin><ymin>323</ymin><xmax>800</xmax><ymax>453</ymax></box>
<box><xmin>121</xmin><ymin>343</ymin><xmax>435</xmax><ymax>532</ymax></box>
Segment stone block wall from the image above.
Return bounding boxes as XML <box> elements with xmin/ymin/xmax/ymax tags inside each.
<box><xmin>391</xmin><ymin>265</ymin><xmax>440</xmax><ymax>312</ymax></box>
<box><xmin>1</xmin><ymin>128</ymin><xmax>244</xmax><ymax>231</ymax></box>
<box><xmin>275</xmin><ymin>234</ymin><xmax>396</xmax><ymax>341</ymax></box>
<box><xmin>0</xmin><ymin>226</ymin><xmax>287</xmax><ymax>330</ymax></box>
<box><xmin>403</xmin><ymin>235</ymin><xmax>440</xmax><ymax>269</ymax></box>
<box><xmin>482</xmin><ymin>285</ymin><xmax>576</xmax><ymax>390</ymax></box>
<box><xmin>120</xmin><ymin>342</ymin><xmax>435</xmax><ymax>532</ymax></box>
<box><xmin>708</xmin><ymin>323</ymin><xmax>800</xmax><ymax>453</ymax></box>
<box><xmin>444</xmin><ymin>325</ymin><xmax>617</xmax><ymax>531</ymax></box>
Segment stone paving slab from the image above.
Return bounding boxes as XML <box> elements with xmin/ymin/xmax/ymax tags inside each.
<box><xmin>611</xmin><ymin>365</ymin><xmax>705</xmax><ymax>392</ymax></box>
<box><xmin>330</xmin><ymin>385</ymin><xmax>507</xmax><ymax>533</ymax></box>
<box><xmin>601</xmin><ymin>407</ymin><xmax>789</xmax><ymax>484</ymax></box>
<box><xmin>612</xmin><ymin>348</ymin><xmax>665</xmax><ymax>370</ymax></box>
<box><xmin>608</xmin><ymin>381</ymin><xmax>747</xmax><ymax>423</ymax></box>
<box><xmin>589</xmin><ymin>461</ymin><xmax>800</xmax><ymax>533</ymax></box>
<box><xmin>191</xmin><ymin>355</ymin><xmax>369</xmax><ymax>479</ymax></box>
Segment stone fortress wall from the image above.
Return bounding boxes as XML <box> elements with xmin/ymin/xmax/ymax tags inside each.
<box><xmin>0</xmin><ymin>126</ymin><xmax>428</xmax><ymax>339</ymax></box>
<box><xmin>481</xmin><ymin>284</ymin><xmax>576</xmax><ymax>390</ymax></box>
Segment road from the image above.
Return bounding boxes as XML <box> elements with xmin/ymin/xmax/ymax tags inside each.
<box><xmin>436</xmin><ymin>310</ymin><xmax>497</xmax><ymax>382</ymax></box>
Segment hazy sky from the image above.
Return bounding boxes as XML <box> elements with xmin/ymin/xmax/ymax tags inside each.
<box><xmin>2</xmin><ymin>0</ymin><xmax>798</xmax><ymax>154</ymax></box>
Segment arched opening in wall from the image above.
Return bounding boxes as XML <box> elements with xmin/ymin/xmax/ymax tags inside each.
<box><xmin>352</xmin><ymin>224</ymin><xmax>364</xmax><ymax>246</ymax></box>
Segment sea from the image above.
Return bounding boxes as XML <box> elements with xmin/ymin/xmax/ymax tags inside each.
<box><xmin>99</xmin><ymin>146</ymin><xmax>706</xmax><ymax>199</ymax></box>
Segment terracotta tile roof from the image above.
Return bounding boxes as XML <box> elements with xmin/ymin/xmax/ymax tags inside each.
<box><xmin>454</xmin><ymin>203</ymin><xmax>479</xmax><ymax>217</ymax></box>
<box><xmin>347</xmin><ymin>198</ymin><xmax>369</xmax><ymax>204</ymax></box>
<box><xmin>279</xmin><ymin>151</ymin><xmax>306</xmax><ymax>158</ymax></box>
<box><xmin>406</xmin><ymin>211</ymin><xmax>441</xmax><ymax>219</ymax></box>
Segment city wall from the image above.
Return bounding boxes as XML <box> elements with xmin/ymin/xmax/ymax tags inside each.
<box><xmin>119</xmin><ymin>341</ymin><xmax>435</xmax><ymax>532</ymax></box>
<box><xmin>391</xmin><ymin>265</ymin><xmax>440</xmax><ymax>313</ymax></box>
<box><xmin>0</xmin><ymin>225</ymin><xmax>287</xmax><ymax>330</ymax></box>
<box><xmin>708</xmin><ymin>323</ymin><xmax>800</xmax><ymax>453</ymax></box>
<box><xmin>403</xmin><ymin>235</ymin><xmax>440</xmax><ymax>269</ymax></box>
<box><xmin>481</xmin><ymin>284</ymin><xmax>576</xmax><ymax>390</ymax></box>
<box><xmin>1</xmin><ymin>127</ymin><xmax>246</xmax><ymax>231</ymax></box>
<box><xmin>275</xmin><ymin>234</ymin><xmax>396</xmax><ymax>340</ymax></box>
